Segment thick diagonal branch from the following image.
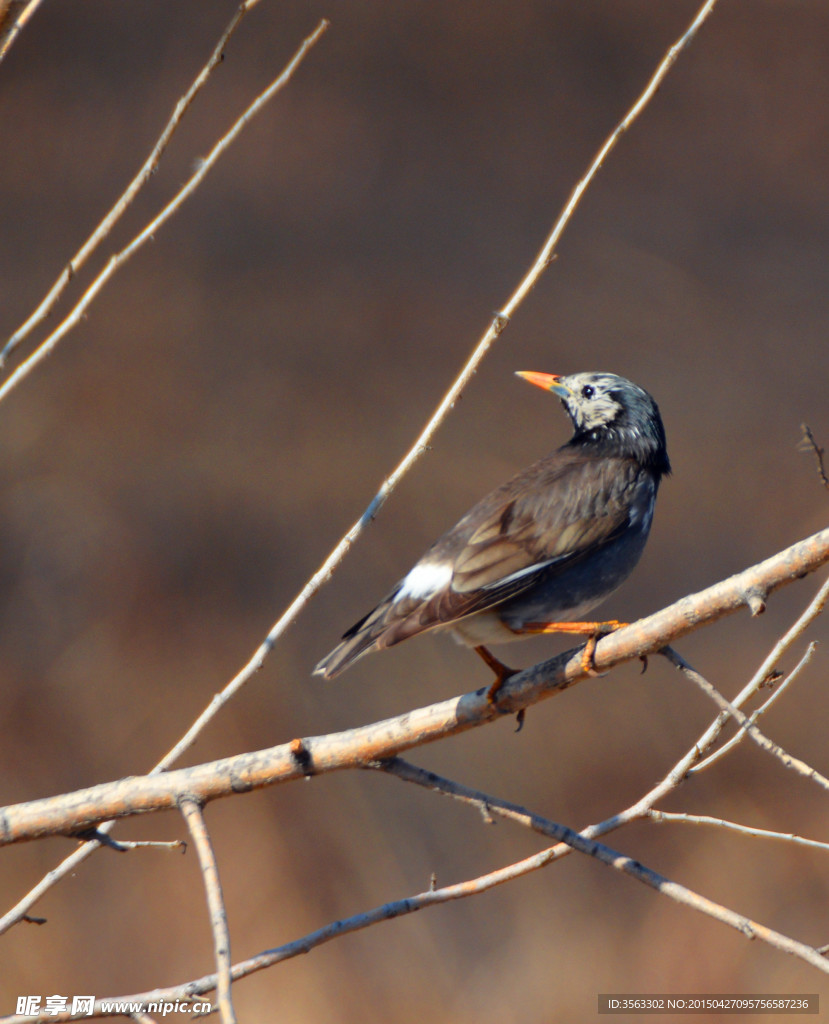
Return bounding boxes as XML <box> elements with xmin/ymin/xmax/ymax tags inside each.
<box><xmin>0</xmin><ymin>525</ymin><xmax>827</xmax><ymax>848</ymax></box>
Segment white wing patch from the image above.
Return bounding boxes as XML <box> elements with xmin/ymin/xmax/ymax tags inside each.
<box><xmin>398</xmin><ymin>560</ymin><xmax>453</xmax><ymax>600</ymax></box>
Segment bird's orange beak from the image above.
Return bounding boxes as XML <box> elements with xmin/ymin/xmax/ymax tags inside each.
<box><xmin>515</xmin><ymin>371</ymin><xmax>571</xmax><ymax>399</ymax></box>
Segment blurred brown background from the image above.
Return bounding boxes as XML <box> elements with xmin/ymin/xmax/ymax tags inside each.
<box><xmin>0</xmin><ymin>1</ymin><xmax>828</xmax><ymax>1019</ymax></box>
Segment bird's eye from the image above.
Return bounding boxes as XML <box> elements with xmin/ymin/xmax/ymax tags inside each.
<box><xmin>581</xmin><ymin>385</ymin><xmax>595</xmax><ymax>399</ymax></box>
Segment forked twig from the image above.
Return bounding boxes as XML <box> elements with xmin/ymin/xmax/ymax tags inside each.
<box><xmin>692</xmin><ymin>640</ymin><xmax>819</xmax><ymax>773</ymax></box>
<box><xmin>366</xmin><ymin>760</ymin><xmax>829</xmax><ymax>973</ymax></box>
<box><xmin>378</xmin><ymin>758</ymin><xmax>829</xmax><ymax>859</ymax></box>
<box><xmin>690</xmin><ymin>573</ymin><xmax>829</xmax><ymax>773</ymax></box>
<box><xmin>663</xmin><ymin>647</ymin><xmax>829</xmax><ymax>792</ymax></box>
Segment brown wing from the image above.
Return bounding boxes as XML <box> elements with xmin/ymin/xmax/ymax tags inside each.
<box><xmin>424</xmin><ymin>448</ymin><xmax>639</xmax><ymax>613</ymax></box>
<box><xmin>314</xmin><ymin>448</ymin><xmax>642</xmax><ymax>677</ymax></box>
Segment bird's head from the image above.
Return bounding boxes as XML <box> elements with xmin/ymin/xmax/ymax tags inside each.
<box><xmin>516</xmin><ymin>369</ymin><xmax>671</xmax><ymax>475</ymax></box>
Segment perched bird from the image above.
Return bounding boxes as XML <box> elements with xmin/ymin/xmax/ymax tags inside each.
<box><xmin>314</xmin><ymin>371</ymin><xmax>670</xmax><ymax>697</ymax></box>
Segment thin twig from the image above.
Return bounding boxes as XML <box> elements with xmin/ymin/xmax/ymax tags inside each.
<box><xmin>799</xmin><ymin>423</ymin><xmax>829</xmax><ymax>491</ymax></box>
<box><xmin>373</xmin><ymin>755</ymin><xmax>583</xmax><ymax>841</ymax></box>
<box><xmin>73</xmin><ymin>829</ymin><xmax>186</xmax><ymax>854</ymax></box>
<box><xmin>506</xmin><ymin>0</ymin><xmax>720</xmax><ymax>312</ymax></box>
<box><xmin>648</xmin><ymin>809</ymin><xmax>829</xmax><ymax>852</ymax></box>
<box><xmin>0</xmin><ymin>0</ymin><xmax>264</xmax><ymax>364</ymax></box>
<box><xmin>0</xmin><ymin>0</ymin><xmax>43</xmax><ymax>65</ymax></box>
<box><xmin>663</xmin><ymin>647</ymin><xmax>829</xmax><ymax>792</ymax></box>
<box><xmin>0</xmin><ymin>17</ymin><xmax>329</xmax><ymax>399</ymax></box>
<box><xmin>180</xmin><ymin>799</ymin><xmax>233</xmax><ymax>1024</ymax></box>
<box><xmin>742</xmin><ymin>573</ymin><xmax>828</xmax><ymax>697</ymax></box>
<box><xmin>0</xmin><ymin>838</ymin><xmax>109</xmax><ymax>934</ymax></box>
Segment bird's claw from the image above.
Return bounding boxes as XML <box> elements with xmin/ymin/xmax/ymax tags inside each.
<box><xmin>580</xmin><ymin>634</ymin><xmax>602</xmax><ymax>676</ymax></box>
<box><xmin>579</xmin><ymin>621</ymin><xmax>627</xmax><ymax>676</ymax></box>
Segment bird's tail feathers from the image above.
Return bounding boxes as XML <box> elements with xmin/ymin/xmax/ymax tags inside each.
<box><xmin>313</xmin><ymin>590</ymin><xmax>436</xmax><ymax>678</ymax></box>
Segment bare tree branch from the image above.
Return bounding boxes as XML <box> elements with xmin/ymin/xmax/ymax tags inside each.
<box><xmin>0</xmin><ymin>0</ymin><xmax>265</xmax><ymax>365</ymax></box>
<box><xmin>9</xmin><ymin>770</ymin><xmax>825</xmax><ymax>1022</ymax></box>
<box><xmin>364</xmin><ymin>763</ymin><xmax>829</xmax><ymax>973</ymax></box>
<box><xmin>0</xmin><ymin>0</ymin><xmax>43</xmax><ymax>65</ymax></box>
<box><xmin>686</xmin><ymin>572</ymin><xmax>829</xmax><ymax>774</ymax></box>
<box><xmin>0</xmin><ymin>16</ymin><xmax>330</xmax><ymax>400</ymax></box>
<box><xmin>180</xmin><ymin>800</ymin><xmax>232</xmax><ymax>1024</ymax></box>
<box><xmin>374</xmin><ymin>571</ymin><xmax>829</xmax><ymax>877</ymax></box>
<box><xmin>0</xmin><ymin>525</ymin><xmax>827</xmax><ymax>849</ymax></box>
<box><xmin>0</xmin><ymin>14</ymin><xmax>329</xmax><ymax>933</ymax></box>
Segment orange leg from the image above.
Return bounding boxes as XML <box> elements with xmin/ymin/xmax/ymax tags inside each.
<box><xmin>474</xmin><ymin>645</ymin><xmax>518</xmax><ymax>704</ymax></box>
<box><xmin>517</xmin><ymin>620</ymin><xmax>628</xmax><ymax>674</ymax></box>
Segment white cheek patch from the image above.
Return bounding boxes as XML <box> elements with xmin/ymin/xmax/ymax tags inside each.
<box><xmin>398</xmin><ymin>561</ymin><xmax>453</xmax><ymax>600</ymax></box>
<box><xmin>580</xmin><ymin>396</ymin><xmax>621</xmax><ymax>430</ymax></box>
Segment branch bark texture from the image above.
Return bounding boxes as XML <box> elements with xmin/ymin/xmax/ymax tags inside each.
<box><xmin>1</xmin><ymin>525</ymin><xmax>827</xmax><ymax>846</ymax></box>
